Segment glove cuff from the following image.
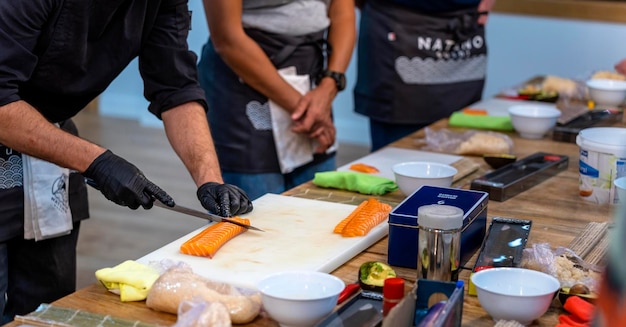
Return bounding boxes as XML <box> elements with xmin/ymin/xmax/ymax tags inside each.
<box><xmin>83</xmin><ymin>149</ymin><xmax>115</xmax><ymax>178</ymax></box>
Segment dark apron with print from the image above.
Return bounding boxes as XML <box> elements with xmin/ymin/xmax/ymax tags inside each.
<box><xmin>0</xmin><ymin>119</ymin><xmax>89</xmax><ymax>242</ymax></box>
<box><xmin>199</xmin><ymin>29</ymin><xmax>331</xmax><ymax>174</ymax></box>
<box><xmin>354</xmin><ymin>0</ymin><xmax>487</xmax><ymax>125</ymax></box>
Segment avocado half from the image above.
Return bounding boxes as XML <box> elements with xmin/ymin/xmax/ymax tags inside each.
<box><xmin>359</xmin><ymin>261</ymin><xmax>397</xmax><ymax>292</ymax></box>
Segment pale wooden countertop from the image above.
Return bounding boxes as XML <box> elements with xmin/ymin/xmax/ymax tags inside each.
<box><xmin>6</xmin><ymin>117</ymin><xmax>622</xmax><ymax>327</ymax></box>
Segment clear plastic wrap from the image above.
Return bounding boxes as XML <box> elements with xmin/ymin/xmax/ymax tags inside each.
<box><xmin>173</xmin><ymin>298</ymin><xmax>232</xmax><ymax>327</ymax></box>
<box><xmin>422</xmin><ymin>128</ymin><xmax>513</xmax><ymax>156</ymax></box>
<box><xmin>520</xmin><ymin>243</ymin><xmax>603</xmax><ymax>293</ymax></box>
<box><xmin>145</xmin><ymin>261</ymin><xmax>262</xmax><ymax>325</ymax></box>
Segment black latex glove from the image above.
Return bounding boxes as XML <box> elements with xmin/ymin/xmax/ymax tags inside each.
<box><xmin>197</xmin><ymin>182</ymin><xmax>253</xmax><ymax>217</ymax></box>
<box><xmin>83</xmin><ymin>150</ymin><xmax>175</xmax><ymax>210</ymax></box>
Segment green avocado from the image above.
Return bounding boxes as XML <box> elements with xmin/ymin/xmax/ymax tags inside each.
<box><xmin>359</xmin><ymin>262</ymin><xmax>397</xmax><ymax>288</ymax></box>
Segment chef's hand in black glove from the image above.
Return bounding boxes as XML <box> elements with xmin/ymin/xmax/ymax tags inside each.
<box><xmin>197</xmin><ymin>182</ymin><xmax>253</xmax><ymax>217</ymax></box>
<box><xmin>83</xmin><ymin>150</ymin><xmax>175</xmax><ymax>210</ymax></box>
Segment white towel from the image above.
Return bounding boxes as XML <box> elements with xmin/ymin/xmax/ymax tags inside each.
<box><xmin>269</xmin><ymin>66</ymin><xmax>337</xmax><ymax>174</ymax></box>
<box><xmin>23</xmin><ymin>154</ymin><xmax>72</xmax><ymax>241</ymax></box>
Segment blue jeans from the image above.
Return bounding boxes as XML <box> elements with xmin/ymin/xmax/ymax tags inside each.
<box><xmin>369</xmin><ymin>120</ymin><xmax>427</xmax><ymax>152</ymax></box>
<box><xmin>223</xmin><ymin>156</ymin><xmax>336</xmax><ymax>201</ymax></box>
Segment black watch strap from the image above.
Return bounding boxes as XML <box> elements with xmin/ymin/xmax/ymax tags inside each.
<box><xmin>318</xmin><ymin>70</ymin><xmax>346</xmax><ymax>92</ymax></box>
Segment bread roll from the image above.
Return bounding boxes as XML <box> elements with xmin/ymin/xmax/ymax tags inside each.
<box><xmin>456</xmin><ymin>132</ymin><xmax>512</xmax><ymax>156</ymax></box>
<box><xmin>541</xmin><ymin>75</ymin><xmax>578</xmax><ymax>98</ymax></box>
<box><xmin>591</xmin><ymin>70</ymin><xmax>626</xmax><ymax>81</ymax></box>
<box><xmin>146</xmin><ymin>266</ymin><xmax>262</xmax><ymax>324</ymax></box>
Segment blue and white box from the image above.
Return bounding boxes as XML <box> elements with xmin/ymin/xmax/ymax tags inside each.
<box><xmin>388</xmin><ymin>185</ymin><xmax>489</xmax><ymax>269</ymax></box>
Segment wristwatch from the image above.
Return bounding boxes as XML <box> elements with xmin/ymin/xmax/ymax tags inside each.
<box><xmin>317</xmin><ymin>70</ymin><xmax>346</xmax><ymax>92</ymax></box>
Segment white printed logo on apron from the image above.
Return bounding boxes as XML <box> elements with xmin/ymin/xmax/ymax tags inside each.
<box><xmin>245</xmin><ymin>101</ymin><xmax>272</xmax><ymax>130</ymax></box>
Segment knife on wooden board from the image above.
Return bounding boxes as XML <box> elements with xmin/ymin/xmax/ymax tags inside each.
<box><xmin>84</xmin><ymin>178</ymin><xmax>264</xmax><ymax>231</ymax></box>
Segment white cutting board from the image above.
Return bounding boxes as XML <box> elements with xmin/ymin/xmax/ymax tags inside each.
<box><xmin>467</xmin><ymin>98</ymin><xmax>557</xmax><ymax>116</ymax></box>
<box><xmin>337</xmin><ymin>147</ymin><xmax>462</xmax><ymax>180</ymax></box>
<box><xmin>137</xmin><ymin>194</ymin><xmax>387</xmax><ymax>290</ymax></box>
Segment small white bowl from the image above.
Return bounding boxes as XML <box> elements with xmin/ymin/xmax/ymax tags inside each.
<box><xmin>392</xmin><ymin>161</ymin><xmax>457</xmax><ymax>196</ymax></box>
<box><xmin>508</xmin><ymin>104</ymin><xmax>561</xmax><ymax>139</ymax></box>
<box><xmin>471</xmin><ymin>267</ymin><xmax>560</xmax><ymax>326</ymax></box>
<box><xmin>587</xmin><ymin>79</ymin><xmax>626</xmax><ymax>106</ymax></box>
<box><xmin>257</xmin><ymin>271</ymin><xmax>344</xmax><ymax>327</ymax></box>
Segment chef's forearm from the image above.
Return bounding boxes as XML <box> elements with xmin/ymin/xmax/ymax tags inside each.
<box><xmin>161</xmin><ymin>101</ymin><xmax>224</xmax><ymax>186</ymax></box>
<box><xmin>0</xmin><ymin>100</ymin><xmax>106</xmax><ymax>172</ymax></box>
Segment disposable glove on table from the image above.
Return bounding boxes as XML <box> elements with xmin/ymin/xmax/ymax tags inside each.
<box><xmin>95</xmin><ymin>260</ymin><xmax>160</xmax><ymax>302</ymax></box>
<box><xmin>83</xmin><ymin>150</ymin><xmax>174</xmax><ymax>209</ymax></box>
<box><xmin>313</xmin><ymin>171</ymin><xmax>398</xmax><ymax>195</ymax></box>
<box><xmin>197</xmin><ymin>182</ymin><xmax>253</xmax><ymax>217</ymax></box>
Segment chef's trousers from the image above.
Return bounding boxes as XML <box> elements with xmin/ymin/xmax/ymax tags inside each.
<box><xmin>0</xmin><ymin>222</ymin><xmax>80</xmax><ymax>323</ymax></box>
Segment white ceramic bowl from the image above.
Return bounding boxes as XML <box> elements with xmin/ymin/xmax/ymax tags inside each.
<box><xmin>508</xmin><ymin>104</ymin><xmax>561</xmax><ymax>139</ymax></box>
<box><xmin>257</xmin><ymin>271</ymin><xmax>344</xmax><ymax>327</ymax></box>
<box><xmin>471</xmin><ymin>267</ymin><xmax>560</xmax><ymax>326</ymax></box>
<box><xmin>392</xmin><ymin>161</ymin><xmax>457</xmax><ymax>195</ymax></box>
<box><xmin>587</xmin><ymin>79</ymin><xmax>626</xmax><ymax>106</ymax></box>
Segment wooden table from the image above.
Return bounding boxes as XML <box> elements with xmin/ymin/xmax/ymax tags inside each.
<box><xmin>7</xmin><ymin>118</ymin><xmax>621</xmax><ymax>327</ymax></box>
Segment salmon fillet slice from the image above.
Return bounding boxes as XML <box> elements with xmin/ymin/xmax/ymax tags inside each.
<box><xmin>180</xmin><ymin>217</ymin><xmax>250</xmax><ymax>258</ymax></box>
<box><xmin>349</xmin><ymin>163</ymin><xmax>380</xmax><ymax>174</ymax></box>
<box><xmin>334</xmin><ymin>198</ymin><xmax>392</xmax><ymax>237</ymax></box>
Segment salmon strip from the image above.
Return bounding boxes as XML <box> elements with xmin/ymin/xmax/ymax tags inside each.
<box><xmin>334</xmin><ymin>198</ymin><xmax>392</xmax><ymax>237</ymax></box>
<box><xmin>180</xmin><ymin>217</ymin><xmax>250</xmax><ymax>258</ymax></box>
<box><xmin>349</xmin><ymin>163</ymin><xmax>380</xmax><ymax>174</ymax></box>
<box><xmin>334</xmin><ymin>200</ymin><xmax>368</xmax><ymax>234</ymax></box>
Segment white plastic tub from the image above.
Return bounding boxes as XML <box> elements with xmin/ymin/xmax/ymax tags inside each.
<box><xmin>576</xmin><ymin>127</ymin><xmax>626</xmax><ymax>205</ymax></box>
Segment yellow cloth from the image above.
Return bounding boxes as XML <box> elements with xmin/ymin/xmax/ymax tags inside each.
<box><xmin>95</xmin><ymin>260</ymin><xmax>160</xmax><ymax>302</ymax></box>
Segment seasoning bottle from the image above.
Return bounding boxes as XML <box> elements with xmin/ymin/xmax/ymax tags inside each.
<box><xmin>417</xmin><ymin>204</ymin><xmax>464</xmax><ymax>281</ymax></box>
<box><xmin>382</xmin><ymin>277</ymin><xmax>405</xmax><ymax>317</ymax></box>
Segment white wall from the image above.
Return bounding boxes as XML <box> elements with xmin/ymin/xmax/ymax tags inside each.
<box><xmin>99</xmin><ymin>4</ymin><xmax>626</xmax><ymax>148</ymax></box>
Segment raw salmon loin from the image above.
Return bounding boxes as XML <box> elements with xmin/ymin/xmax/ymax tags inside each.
<box><xmin>334</xmin><ymin>198</ymin><xmax>392</xmax><ymax>237</ymax></box>
<box><xmin>180</xmin><ymin>217</ymin><xmax>250</xmax><ymax>258</ymax></box>
<box><xmin>349</xmin><ymin>163</ymin><xmax>380</xmax><ymax>174</ymax></box>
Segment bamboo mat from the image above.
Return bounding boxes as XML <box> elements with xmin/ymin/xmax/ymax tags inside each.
<box><xmin>15</xmin><ymin>304</ymin><xmax>160</xmax><ymax>327</ymax></box>
<box><xmin>567</xmin><ymin>221</ymin><xmax>610</xmax><ymax>266</ymax></box>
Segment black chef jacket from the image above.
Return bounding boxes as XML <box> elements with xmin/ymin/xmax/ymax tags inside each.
<box><xmin>0</xmin><ymin>0</ymin><xmax>207</xmax><ymax>122</ymax></box>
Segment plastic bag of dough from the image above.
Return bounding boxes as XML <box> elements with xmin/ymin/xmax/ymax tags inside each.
<box><xmin>146</xmin><ymin>263</ymin><xmax>262</xmax><ymax>324</ymax></box>
<box><xmin>173</xmin><ymin>298</ymin><xmax>232</xmax><ymax>327</ymax></box>
<box><xmin>422</xmin><ymin>127</ymin><xmax>513</xmax><ymax>156</ymax></box>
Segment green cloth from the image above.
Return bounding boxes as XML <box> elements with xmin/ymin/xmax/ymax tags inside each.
<box><xmin>313</xmin><ymin>171</ymin><xmax>398</xmax><ymax>195</ymax></box>
<box><xmin>448</xmin><ymin>112</ymin><xmax>514</xmax><ymax>131</ymax></box>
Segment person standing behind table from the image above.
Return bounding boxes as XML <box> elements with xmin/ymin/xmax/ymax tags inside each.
<box><xmin>0</xmin><ymin>0</ymin><xmax>253</xmax><ymax>322</ymax></box>
<box><xmin>354</xmin><ymin>0</ymin><xmax>495</xmax><ymax>151</ymax></box>
<box><xmin>198</xmin><ymin>0</ymin><xmax>356</xmax><ymax>200</ymax></box>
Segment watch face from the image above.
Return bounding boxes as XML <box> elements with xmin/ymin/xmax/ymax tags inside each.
<box><xmin>330</xmin><ymin>71</ymin><xmax>346</xmax><ymax>91</ymax></box>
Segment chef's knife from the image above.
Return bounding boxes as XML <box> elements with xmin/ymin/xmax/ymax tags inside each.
<box><xmin>85</xmin><ymin>178</ymin><xmax>263</xmax><ymax>231</ymax></box>
<box><xmin>152</xmin><ymin>201</ymin><xmax>264</xmax><ymax>232</ymax></box>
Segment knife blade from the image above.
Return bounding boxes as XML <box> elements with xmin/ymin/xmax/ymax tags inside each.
<box><xmin>153</xmin><ymin>201</ymin><xmax>264</xmax><ymax>232</ymax></box>
<box><xmin>85</xmin><ymin>178</ymin><xmax>263</xmax><ymax>231</ymax></box>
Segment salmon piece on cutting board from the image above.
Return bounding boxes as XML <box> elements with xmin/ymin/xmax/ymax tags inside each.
<box><xmin>334</xmin><ymin>198</ymin><xmax>392</xmax><ymax>237</ymax></box>
<box><xmin>180</xmin><ymin>217</ymin><xmax>250</xmax><ymax>258</ymax></box>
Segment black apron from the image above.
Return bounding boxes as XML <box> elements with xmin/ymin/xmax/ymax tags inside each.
<box><xmin>354</xmin><ymin>0</ymin><xmax>487</xmax><ymax>125</ymax></box>
<box><xmin>199</xmin><ymin>29</ymin><xmax>332</xmax><ymax>174</ymax></box>
<box><xmin>0</xmin><ymin>119</ymin><xmax>89</xmax><ymax>242</ymax></box>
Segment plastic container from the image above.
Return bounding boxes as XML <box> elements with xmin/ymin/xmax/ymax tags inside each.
<box><xmin>417</xmin><ymin>204</ymin><xmax>464</xmax><ymax>282</ymax></box>
<box><xmin>576</xmin><ymin>127</ymin><xmax>626</xmax><ymax>205</ymax></box>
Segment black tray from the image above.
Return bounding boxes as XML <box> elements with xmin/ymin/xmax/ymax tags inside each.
<box><xmin>470</xmin><ymin>152</ymin><xmax>569</xmax><ymax>201</ymax></box>
<box><xmin>553</xmin><ymin>109</ymin><xmax>623</xmax><ymax>143</ymax></box>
